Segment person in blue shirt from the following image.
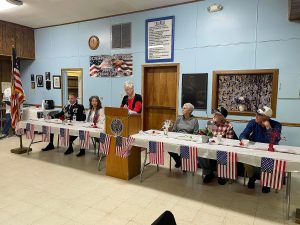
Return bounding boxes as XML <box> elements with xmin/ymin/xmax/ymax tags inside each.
<box><xmin>239</xmin><ymin>106</ymin><xmax>282</xmax><ymax>193</ymax></box>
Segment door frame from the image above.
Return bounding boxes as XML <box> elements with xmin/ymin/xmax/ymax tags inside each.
<box><xmin>61</xmin><ymin>68</ymin><xmax>83</xmax><ymax>107</ymax></box>
<box><xmin>141</xmin><ymin>63</ymin><xmax>180</xmax><ymax>130</ymax></box>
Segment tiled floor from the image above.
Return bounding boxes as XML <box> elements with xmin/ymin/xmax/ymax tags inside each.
<box><xmin>0</xmin><ymin>135</ymin><xmax>299</xmax><ymax>225</ymax></box>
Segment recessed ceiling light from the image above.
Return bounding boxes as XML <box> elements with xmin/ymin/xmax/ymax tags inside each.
<box><xmin>0</xmin><ymin>0</ymin><xmax>17</xmax><ymax>10</ymax></box>
<box><xmin>6</xmin><ymin>0</ymin><xmax>23</xmax><ymax>6</ymax></box>
<box><xmin>207</xmin><ymin>3</ymin><xmax>223</xmax><ymax>13</ymax></box>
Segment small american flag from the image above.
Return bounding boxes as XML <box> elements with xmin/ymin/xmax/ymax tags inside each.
<box><xmin>180</xmin><ymin>145</ymin><xmax>198</xmax><ymax>172</ymax></box>
<box><xmin>260</xmin><ymin>157</ymin><xmax>286</xmax><ymax>190</ymax></box>
<box><xmin>25</xmin><ymin>123</ymin><xmax>35</xmax><ymax>140</ymax></box>
<box><xmin>99</xmin><ymin>133</ymin><xmax>111</xmax><ymax>155</ymax></box>
<box><xmin>42</xmin><ymin>126</ymin><xmax>51</xmax><ymax>142</ymax></box>
<box><xmin>148</xmin><ymin>141</ymin><xmax>164</xmax><ymax>165</ymax></box>
<box><xmin>79</xmin><ymin>130</ymin><xmax>90</xmax><ymax>149</ymax></box>
<box><xmin>217</xmin><ymin>151</ymin><xmax>237</xmax><ymax>180</ymax></box>
<box><xmin>115</xmin><ymin>136</ymin><xmax>135</xmax><ymax>158</ymax></box>
<box><xmin>59</xmin><ymin>128</ymin><xmax>70</xmax><ymax>147</ymax></box>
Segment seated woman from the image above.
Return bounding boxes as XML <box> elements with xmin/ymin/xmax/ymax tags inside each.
<box><xmin>170</xmin><ymin>103</ymin><xmax>199</xmax><ymax>168</ymax></box>
<box><xmin>76</xmin><ymin>96</ymin><xmax>104</xmax><ymax>157</ymax></box>
<box><xmin>120</xmin><ymin>80</ymin><xmax>142</xmax><ymax>114</ymax></box>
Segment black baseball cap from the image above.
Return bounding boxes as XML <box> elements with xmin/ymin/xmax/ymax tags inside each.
<box><xmin>214</xmin><ymin>106</ymin><xmax>228</xmax><ymax>118</ymax></box>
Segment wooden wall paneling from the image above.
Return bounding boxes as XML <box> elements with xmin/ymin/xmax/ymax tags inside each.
<box><xmin>2</xmin><ymin>22</ymin><xmax>15</xmax><ymax>56</ymax></box>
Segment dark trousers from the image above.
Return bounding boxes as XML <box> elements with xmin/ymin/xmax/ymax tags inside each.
<box><xmin>48</xmin><ymin>133</ymin><xmax>77</xmax><ymax>148</ymax></box>
<box><xmin>2</xmin><ymin>113</ymin><xmax>11</xmax><ymax>135</ymax></box>
<box><xmin>151</xmin><ymin>211</ymin><xmax>176</xmax><ymax>225</ymax></box>
<box><xmin>169</xmin><ymin>152</ymin><xmax>180</xmax><ymax>162</ymax></box>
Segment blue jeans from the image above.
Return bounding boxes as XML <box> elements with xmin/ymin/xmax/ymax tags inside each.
<box><xmin>2</xmin><ymin>113</ymin><xmax>11</xmax><ymax>135</ymax></box>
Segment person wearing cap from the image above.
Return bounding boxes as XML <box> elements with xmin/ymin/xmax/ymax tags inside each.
<box><xmin>239</xmin><ymin>106</ymin><xmax>282</xmax><ymax>193</ymax></box>
<box><xmin>169</xmin><ymin>103</ymin><xmax>199</xmax><ymax>168</ymax></box>
<box><xmin>198</xmin><ymin>106</ymin><xmax>235</xmax><ymax>185</ymax></box>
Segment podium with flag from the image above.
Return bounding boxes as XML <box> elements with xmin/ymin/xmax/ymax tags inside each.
<box><xmin>104</xmin><ymin>107</ymin><xmax>141</xmax><ymax>180</ymax></box>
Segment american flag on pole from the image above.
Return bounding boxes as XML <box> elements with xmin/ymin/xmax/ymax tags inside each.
<box><xmin>260</xmin><ymin>157</ymin><xmax>286</xmax><ymax>190</ymax></box>
<box><xmin>115</xmin><ymin>136</ymin><xmax>135</xmax><ymax>158</ymax></box>
<box><xmin>25</xmin><ymin>123</ymin><xmax>35</xmax><ymax>140</ymax></box>
<box><xmin>10</xmin><ymin>47</ymin><xmax>25</xmax><ymax>129</ymax></box>
<box><xmin>99</xmin><ymin>133</ymin><xmax>111</xmax><ymax>155</ymax></box>
<box><xmin>180</xmin><ymin>145</ymin><xmax>198</xmax><ymax>172</ymax></box>
<box><xmin>79</xmin><ymin>130</ymin><xmax>90</xmax><ymax>149</ymax></box>
<box><xmin>148</xmin><ymin>141</ymin><xmax>164</xmax><ymax>165</ymax></box>
<box><xmin>59</xmin><ymin>128</ymin><xmax>69</xmax><ymax>147</ymax></box>
<box><xmin>217</xmin><ymin>151</ymin><xmax>237</xmax><ymax>180</ymax></box>
<box><xmin>42</xmin><ymin>126</ymin><xmax>51</xmax><ymax>142</ymax></box>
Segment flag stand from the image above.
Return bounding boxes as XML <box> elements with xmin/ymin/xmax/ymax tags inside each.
<box><xmin>10</xmin><ymin>135</ymin><xmax>32</xmax><ymax>154</ymax></box>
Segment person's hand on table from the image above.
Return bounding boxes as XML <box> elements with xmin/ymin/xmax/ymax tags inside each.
<box><xmin>262</xmin><ymin>120</ymin><xmax>271</xmax><ymax>129</ymax></box>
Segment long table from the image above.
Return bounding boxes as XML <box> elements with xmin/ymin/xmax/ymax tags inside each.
<box><xmin>131</xmin><ymin>130</ymin><xmax>300</xmax><ymax>220</ymax></box>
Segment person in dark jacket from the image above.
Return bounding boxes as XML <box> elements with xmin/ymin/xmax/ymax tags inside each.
<box><xmin>120</xmin><ymin>80</ymin><xmax>142</xmax><ymax>114</ymax></box>
<box><xmin>239</xmin><ymin>106</ymin><xmax>282</xmax><ymax>193</ymax></box>
<box><xmin>42</xmin><ymin>93</ymin><xmax>86</xmax><ymax>155</ymax></box>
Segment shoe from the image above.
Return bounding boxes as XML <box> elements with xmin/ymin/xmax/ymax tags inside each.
<box><xmin>203</xmin><ymin>173</ymin><xmax>215</xmax><ymax>183</ymax></box>
<box><xmin>217</xmin><ymin>178</ymin><xmax>227</xmax><ymax>185</ymax></box>
<box><xmin>247</xmin><ymin>177</ymin><xmax>256</xmax><ymax>189</ymax></box>
<box><xmin>262</xmin><ymin>186</ymin><xmax>270</xmax><ymax>193</ymax></box>
<box><xmin>42</xmin><ymin>143</ymin><xmax>55</xmax><ymax>151</ymax></box>
<box><xmin>0</xmin><ymin>134</ymin><xmax>8</xmax><ymax>139</ymax></box>
<box><xmin>76</xmin><ymin>149</ymin><xmax>85</xmax><ymax>157</ymax></box>
<box><xmin>64</xmin><ymin>147</ymin><xmax>74</xmax><ymax>155</ymax></box>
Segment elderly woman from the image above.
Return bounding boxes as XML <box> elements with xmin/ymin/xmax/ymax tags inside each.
<box><xmin>169</xmin><ymin>103</ymin><xmax>199</xmax><ymax>168</ymax></box>
<box><xmin>76</xmin><ymin>96</ymin><xmax>104</xmax><ymax>157</ymax></box>
<box><xmin>121</xmin><ymin>80</ymin><xmax>142</xmax><ymax>114</ymax></box>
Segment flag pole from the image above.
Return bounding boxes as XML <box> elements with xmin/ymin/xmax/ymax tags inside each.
<box><xmin>10</xmin><ymin>43</ymin><xmax>31</xmax><ymax>154</ymax></box>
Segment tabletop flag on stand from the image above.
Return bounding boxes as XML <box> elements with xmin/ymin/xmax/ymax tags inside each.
<box><xmin>217</xmin><ymin>150</ymin><xmax>237</xmax><ymax>180</ymax></box>
<box><xmin>79</xmin><ymin>130</ymin><xmax>90</xmax><ymax>149</ymax></box>
<box><xmin>148</xmin><ymin>141</ymin><xmax>164</xmax><ymax>165</ymax></box>
<box><xmin>11</xmin><ymin>47</ymin><xmax>25</xmax><ymax>129</ymax></box>
<box><xmin>115</xmin><ymin>136</ymin><xmax>135</xmax><ymax>158</ymax></box>
<box><xmin>59</xmin><ymin>128</ymin><xmax>70</xmax><ymax>147</ymax></box>
<box><xmin>180</xmin><ymin>145</ymin><xmax>198</xmax><ymax>172</ymax></box>
<box><xmin>260</xmin><ymin>157</ymin><xmax>286</xmax><ymax>190</ymax></box>
<box><xmin>25</xmin><ymin>123</ymin><xmax>35</xmax><ymax>140</ymax></box>
<box><xmin>42</xmin><ymin>126</ymin><xmax>51</xmax><ymax>142</ymax></box>
<box><xmin>99</xmin><ymin>133</ymin><xmax>111</xmax><ymax>155</ymax></box>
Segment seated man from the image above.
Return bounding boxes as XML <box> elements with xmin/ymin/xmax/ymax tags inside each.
<box><xmin>42</xmin><ymin>93</ymin><xmax>86</xmax><ymax>155</ymax></box>
<box><xmin>239</xmin><ymin>106</ymin><xmax>282</xmax><ymax>193</ymax></box>
<box><xmin>170</xmin><ymin>103</ymin><xmax>199</xmax><ymax>168</ymax></box>
<box><xmin>199</xmin><ymin>106</ymin><xmax>234</xmax><ymax>185</ymax></box>
<box><xmin>120</xmin><ymin>80</ymin><xmax>142</xmax><ymax>114</ymax></box>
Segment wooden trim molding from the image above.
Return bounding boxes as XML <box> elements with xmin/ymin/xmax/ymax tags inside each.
<box><xmin>24</xmin><ymin>103</ymin><xmax>63</xmax><ymax>108</ymax></box>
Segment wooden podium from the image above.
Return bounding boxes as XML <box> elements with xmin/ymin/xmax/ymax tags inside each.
<box><xmin>105</xmin><ymin>107</ymin><xmax>141</xmax><ymax>180</ymax></box>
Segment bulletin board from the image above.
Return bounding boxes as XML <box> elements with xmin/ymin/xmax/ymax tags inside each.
<box><xmin>211</xmin><ymin>69</ymin><xmax>279</xmax><ymax>117</ymax></box>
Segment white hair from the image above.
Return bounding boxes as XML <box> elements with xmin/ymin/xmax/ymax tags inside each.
<box><xmin>124</xmin><ymin>80</ymin><xmax>134</xmax><ymax>89</ymax></box>
<box><xmin>183</xmin><ymin>103</ymin><xmax>194</xmax><ymax>114</ymax></box>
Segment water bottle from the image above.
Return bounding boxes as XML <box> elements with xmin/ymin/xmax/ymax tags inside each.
<box><xmin>73</xmin><ymin>114</ymin><xmax>77</xmax><ymax>122</ymax></box>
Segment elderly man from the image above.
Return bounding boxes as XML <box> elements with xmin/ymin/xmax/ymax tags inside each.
<box><xmin>199</xmin><ymin>106</ymin><xmax>235</xmax><ymax>185</ymax></box>
<box><xmin>240</xmin><ymin>106</ymin><xmax>282</xmax><ymax>193</ymax></box>
<box><xmin>42</xmin><ymin>93</ymin><xmax>86</xmax><ymax>155</ymax></box>
<box><xmin>169</xmin><ymin>103</ymin><xmax>199</xmax><ymax>168</ymax></box>
<box><xmin>121</xmin><ymin>80</ymin><xmax>142</xmax><ymax>114</ymax></box>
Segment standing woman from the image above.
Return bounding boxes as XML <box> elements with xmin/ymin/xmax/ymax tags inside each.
<box><xmin>121</xmin><ymin>81</ymin><xmax>142</xmax><ymax>114</ymax></box>
<box><xmin>77</xmin><ymin>96</ymin><xmax>104</xmax><ymax>157</ymax></box>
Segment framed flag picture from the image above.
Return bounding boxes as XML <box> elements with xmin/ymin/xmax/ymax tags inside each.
<box><xmin>36</xmin><ymin>75</ymin><xmax>44</xmax><ymax>87</ymax></box>
<box><xmin>145</xmin><ymin>16</ymin><xmax>175</xmax><ymax>63</ymax></box>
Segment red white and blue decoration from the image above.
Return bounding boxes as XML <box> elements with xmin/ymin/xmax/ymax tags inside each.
<box><xmin>180</xmin><ymin>145</ymin><xmax>198</xmax><ymax>172</ymax></box>
<box><xmin>115</xmin><ymin>136</ymin><xmax>135</xmax><ymax>158</ymax></box>
<box><xmin>59</xmin><ymin>128</ymin><xmax>70</xmax><ymax>147</ymax></box>
<box><xmin>148</xmin><ymin>141</ymin><xmax>164</xmax><ymax>165</ymax></box>
<box><xmin>79</xmin><ymin>130</ymin><xmax>90</xmax><ymax>149</ymax></box>
<box><xmin>217</xmin><ymin>150</ymin><xmax>237</xmax><ymax>180</ymax></box>
<box><xmin>99</xmin><ymin>133</ymin><xmax>111</xmax><ymax>155</ymax></box>
<box><xmin>25</xmin><ymin>123</ymin><xmax>35</xmax><ymax>140</ymax></box>
<box><xmin>42</xmin><ymin>126</ymin><xmax>51</xmax><ymax>142</ymax></box>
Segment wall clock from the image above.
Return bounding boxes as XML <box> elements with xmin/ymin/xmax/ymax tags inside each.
<box><xmin>88</xmin><ymin>35</ymin><xmax>100</xmax><ymax>50</ymax></box>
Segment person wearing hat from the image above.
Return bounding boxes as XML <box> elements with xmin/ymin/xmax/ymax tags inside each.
<box><xmin>239</xmin><ymin>106</ymin><xmax>282</xmax><ymax>193</ymax></box>
<box><xmin>198</xmin><ymin>106</ymin><xmax>235</xmax><ymax>185</ymax></box>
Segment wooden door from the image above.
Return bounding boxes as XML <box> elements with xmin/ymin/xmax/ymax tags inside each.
<box><xmin>142</xmin><ymin>64</ymin><xmax>179</xmax><ymax>130</ymax></box>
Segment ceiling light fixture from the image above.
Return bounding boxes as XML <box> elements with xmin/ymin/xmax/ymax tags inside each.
<box><xmin>0</xmin><ymin>0</ymin><xmax>16</xmax><ymax>10</ymax></box>
<box><xmin>6</xmin><ymin>0</ymin><xmax>23</xmax><ymax>5</ymax></box>
<box><xmin>207</xmin><ymin>3</ymin><xmax>223</xmax><ymax>13</ymax></box>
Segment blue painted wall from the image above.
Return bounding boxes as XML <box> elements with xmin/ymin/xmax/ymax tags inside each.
<box><xmin>21</xmin><ymin>0</ymin><xmax>300</xmax><ymax>146</ymax></box>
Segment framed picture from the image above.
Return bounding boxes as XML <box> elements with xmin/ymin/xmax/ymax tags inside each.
<box><xmin>31</xmin><ymin>74</ymin><xmax>35</xmax><ymax>81</ymax></box>
<box><xmin>53</xmin><ymin>75</ymin><xmax>61</xmax><ymax>89</ymax></box>
<box><xmin>212</xmin><ymin>69</ymin><xmax>279</xmax><ymax>117</ymax></box>
<box><xmin>45</xmin><ymin>72</ymin><xmax>51</xmax><ymax>81</ymax></box>
<box><xmin>36</xmin><ymin>75</ymin><xmax>44</xmax><ymax>87</ymax></box>
<box><xmin>31</xmin><ymin>82</ymin><xmax>35</xmax><ymax>89</ymax></box>
<box><xmin>46</xmin><ymin>80</ymin><xmax>51</xmax><ymax>90</ymax></box>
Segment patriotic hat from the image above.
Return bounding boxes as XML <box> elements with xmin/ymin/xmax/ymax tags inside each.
<box><xmin>256</xmin><ymin>106</ymin><xmax>272</xmax><ymax>117</ymax></box>
<box><xmin>214</xmin><ymin>106</ymin><xmax>228</xmax><ymax>118</ymax></box>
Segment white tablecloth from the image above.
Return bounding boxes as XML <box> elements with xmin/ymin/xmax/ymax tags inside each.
<box><xmin>18</xmin><ymin>119</ymin><xmax>105</xmax><ymax>138</ymax></box>
<box><xmin>131</xmin><ymin>130</ymin><xmax>300</xmax><ymax>172</ymax></box>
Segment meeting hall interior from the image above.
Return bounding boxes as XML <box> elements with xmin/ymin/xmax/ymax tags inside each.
<box><xmin>1</xmin><ymin>0</ymin><xmax>300</xmax><ymax>224</ymax></box>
